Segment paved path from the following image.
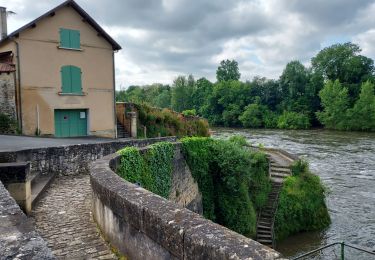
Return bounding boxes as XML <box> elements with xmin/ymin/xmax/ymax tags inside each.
<box><xmin>31</xmin><ymin>175</ymin><xmax>117</xmax><ymax>259</ymax></box>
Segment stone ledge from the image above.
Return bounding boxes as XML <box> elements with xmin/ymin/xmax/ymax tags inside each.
<box><xmin>91</xmin><ymin>143</ymin><xmax>283</xmax><ymax>260</ymax></box>
<box><xmin>0</xmin><ymin>181</ymin><xmax>54</xmax><ymax>259</ymax></box>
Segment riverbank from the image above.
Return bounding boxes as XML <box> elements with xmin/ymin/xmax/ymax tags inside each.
<box><xmin>213</xmin><ymin>128</ymin><xmax>375</xmax><ymax>258</ymax></box>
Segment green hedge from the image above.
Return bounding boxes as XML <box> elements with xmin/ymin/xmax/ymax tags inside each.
<box><xmin>274</xmin><ymin>160</ymin><xmax>331</xmax><ymax>241</ymax></box>
<box><xmin>181</xmin><ymin>137</ymin><xmax>271</xmax><ymax>238</ymax></box>
<box><xmin>117</xmin><ymin>142</ymin><xmax>174</xmax><ymax>199</ymax></box>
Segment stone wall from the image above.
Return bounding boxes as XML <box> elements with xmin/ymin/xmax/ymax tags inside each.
<box><xmin>0</xmin><ymin>180</ymin><xmax>54</xmax><ymax>259</ymax></box>
<box><xmin>0</xmin><ymin>72</ymin><xmax>16</xmax><ymax>120</ymax></box>
<box><xmin>91</xmin><ymin>148</ymin><xmax>282</xmax><ymax>260</ymax></box>
<box><xmin>0</xmin><ymin>137</ymin><xmax>177</xmax><ymax>179</ymax></box>
<box><xmin>113</xmin><ymin>143</ymin><xmax>203</xmax><ymax>214</ymax></box>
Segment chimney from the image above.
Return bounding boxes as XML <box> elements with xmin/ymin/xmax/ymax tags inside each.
<box><xmin>0</xmin><ymin>7</ymin><xmax>7</xmax><ymax>40</ymax></box>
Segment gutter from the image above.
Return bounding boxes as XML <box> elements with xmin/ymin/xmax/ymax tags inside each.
<box><xmin>112</xmin><ymin>50</ymin><xmax>117</xmax><ymax>139</ymax></box>
<box><xmin>11</xmin><ymin>39</ymin><xmax>22</xmax><ymax>133</ymax></box>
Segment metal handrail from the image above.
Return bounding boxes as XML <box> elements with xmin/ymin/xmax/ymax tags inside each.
<box><xmin>291</xmin><ymin>242</ymin><xmax>375</xmax><ymax>260</ymax></box>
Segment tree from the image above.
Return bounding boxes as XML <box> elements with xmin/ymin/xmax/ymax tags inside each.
<box><xmin>171</xmin><ymin>75</ymin><xmax>195</xmax><ymax>112</ymax></box>
<box><xmin>316</xmin><ymin>80</ymin><xmax>350</xmax><ymax>130</ymax></box>
<box><xmin>192</xmin><ymin>77</ymin><xmax>213</xmax><ymax>114</ymax></box>
<box><xmin>216</xmin><ymin>59</ymin><xmax>241</xmax><ymax>82</ymax></box>
<box><xmin>347</xmin><ymin>81</ymin><xmax>375</xmax><ymax>131</ymax></box>
<box><xmin>311</xmin><ymin>42</ymin><xmax>374</xmax><ymax>102</ymax></box>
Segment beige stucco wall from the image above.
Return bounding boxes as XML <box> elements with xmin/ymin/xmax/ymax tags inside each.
<box><xmin>0</xmin><ymin>5</ymin><xmax>117</xmax><ymax>137</ymax></box>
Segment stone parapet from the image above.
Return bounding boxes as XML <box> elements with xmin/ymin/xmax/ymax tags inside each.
<box><xmin>0</xmin><ymin>180</ymin><xmax>54</xmax><ymax>259</ymax></box>
<box><xmin>91</xmin><ymin>144</ymin><xmax>282</xmax><ymax>260</ymax></box>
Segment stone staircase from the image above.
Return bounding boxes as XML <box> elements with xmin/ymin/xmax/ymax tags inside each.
<box><xmin>117</xmin><ymin>121</ymin><xmax>130</xmax><ymax>138</ymax></box>
<box><xmin>256</xmin><ymin>156</ymin><xmax>292</xmax><ymax>249</ymax></box>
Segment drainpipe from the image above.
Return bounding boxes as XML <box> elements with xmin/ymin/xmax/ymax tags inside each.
<box><xmin>112</xmin><ymin>50</ymin><xmax>117</xmax><ymax>139</ymax></box>
<box><xmin>36</xmin><ymin>104</ymin><xmax>40</xmax><ymax>135</ymax></box>
<box><xmin>11</xmin><ymin>39</ymin><xmax>22</xmax><ymax>133</ymax></box>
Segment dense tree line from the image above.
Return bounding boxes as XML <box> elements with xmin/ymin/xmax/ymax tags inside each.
<box><xmin>116</xmin><ymin>42</ymin><xmax>375</xmax><ymax>131</ymax></box>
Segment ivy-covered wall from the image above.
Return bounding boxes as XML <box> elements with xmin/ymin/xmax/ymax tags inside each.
<box><xmin>181</xmin><ymin>137</ymin><xmax>271</xmax><ymax>238</ymax></box>
<box><xmin>117</xmin><ymin>142</ymin><xmax>202</xmax><ymax>213</ymax></box>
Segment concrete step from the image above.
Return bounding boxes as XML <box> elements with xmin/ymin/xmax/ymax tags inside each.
<box><xmin>257</xmin><ymin>239</ymin><xmax>273</xmax><ymax>244</ymax></box>
<box><xmin>270</xmin><ymin>166</ymin><xmax>291</xmax><ymax>172</ymax></box>
<box><xmin>31</xmin><ymin>174</ymin><xmax>55</xmax><ymax>208</ymax></box>
<box><xmin>257</xmin><ymin>234</ymin><xmax>272</xmax><ymax>239</ymax></box>
<box><xmin>257</xmin><ymin>225</ymin><xmax>271</xmax><ymax>230</ymax></box>
<box><xmin>271</xmin><ymin>172</ymin><xmax>290</xmax><ymax>178</ymax></box>
<box><xmin>257</xmin><ymin>229</ymin><xmax>272</xmax><ymax>234</ymax></box>
<box><xmin>271</xmin><ymin>177</ymin><xmax>284</xmax><ymax>183</ymax></box>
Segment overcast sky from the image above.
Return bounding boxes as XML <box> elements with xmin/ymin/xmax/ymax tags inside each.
<box><xmin>2</xmin><ymin>0</ymin><xmax>375</xmax><ymax>88</ymax></box>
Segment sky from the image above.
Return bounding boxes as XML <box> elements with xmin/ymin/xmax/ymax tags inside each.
<box><xmin>2</xmin><ymin>0</ymin><xmax>375</xmax><ymax>89</ymax></box>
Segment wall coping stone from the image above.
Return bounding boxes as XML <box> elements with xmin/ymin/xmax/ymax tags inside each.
<box><xmin>0</xmin><ymin>180</ymin><xmax>54</xmax><ymax>259</ymax></box>
<box><xmin>91</xmin><ymin>143</ymin><xmax>284</xmax><ymax>260</ymax></box>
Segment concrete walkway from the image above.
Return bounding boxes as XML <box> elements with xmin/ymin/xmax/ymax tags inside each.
<box><xmin>31</xmin><ymin>175</ymin><xmax>117</xmax><ymax>259</ymax></box>
<box><xmin>0</xmin><ymin>135</ymin><xmax>119</xmax><ymax>152</ymax></box>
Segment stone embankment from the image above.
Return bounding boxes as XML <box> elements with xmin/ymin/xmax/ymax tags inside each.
<box><xmin>91</xmin><ymin>142</ymin><xmax>283</xmax><ymax>260</ymax></box>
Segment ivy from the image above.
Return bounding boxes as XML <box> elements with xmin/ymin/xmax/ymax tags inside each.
<box><xmin>117</xmin><ymin>142</ymin><xmax>174</xmax><ymax>199</ymax></box>
<box><xmin>144</xmin><ymin>142</ymin><xmax>174</xmax><ymax>198</ymax></box>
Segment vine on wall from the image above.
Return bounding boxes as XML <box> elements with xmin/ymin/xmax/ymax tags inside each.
<box><xmin>117</xmin><ymin>142</ymin><xmax>174</xmax><ymax>199</ymax></box>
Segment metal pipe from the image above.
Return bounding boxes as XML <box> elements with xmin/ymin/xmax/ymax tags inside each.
<box><xmin>11</xmin><ymin>39</ymin><xmax>22</xmax><ymax>133</ymax></box>
<box><xmin>36</xmin><ymin>104</ymin><xmax>39</xmax><ymax>135</ymax></box>
<box><xmin>112</xmin><ymin>50</ymin><xmax>117</xmax><ymax>138</ymax></box>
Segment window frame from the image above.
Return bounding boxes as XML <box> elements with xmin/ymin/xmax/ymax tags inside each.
<box><xmin>59</xmin><ymin>28</ymin><xmax>82</xmax><ymax>50</ymax></box>
<box><xmin>60</xmin><ymin>65</ymin><xmax>83</xmax><ymax>95</ymax></box>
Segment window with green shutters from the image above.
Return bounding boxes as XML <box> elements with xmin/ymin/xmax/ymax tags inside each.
<box><xmin>59</xmin><ymin>28</ymin><xmax>80</xmax><ymax>49</ymax></box>
<box><xmin>61</xmin><ymin>65</ymin><xmax>82</xmax><ymax>94</ymax></box>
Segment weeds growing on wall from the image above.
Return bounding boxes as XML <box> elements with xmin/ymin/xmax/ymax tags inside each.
<box><xmin>0</xmin><ymin>113</ymin><xmax>18</xmax><ymax>134</ymax></box>
<box><xmin>181</xmin><ymin>137</ymin><xmax>271</xmax><ymax>238</ymax></box>
<box><xmin>274</xmin><ymin>160</ymin><xmax>331</xmax><ymax>241</ymax></box>
<box><xmin>135</xmin><ymin>103</ymin><xmax>210</xmax><ymax>138</ymax></box>
<box><xmin>117</xmin><ymin>142</ymin><xmax>175</xmax><ymax>199</ymax></box>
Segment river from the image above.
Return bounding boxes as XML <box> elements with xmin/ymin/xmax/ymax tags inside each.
<box><xmin>212</xmin><ymin>128</ymin><xmax>375</xmax><ymax>259</ymax></box>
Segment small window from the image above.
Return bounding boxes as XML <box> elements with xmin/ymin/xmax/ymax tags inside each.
<box><xmin>59</xmin><ymin>28</ymin><xmax>80</xmax><ymax>49</ymax></box>
<box><xmin>61</xmin><ymin>65</ymin><xmax>82</xmax><ymax>94</ymax></box>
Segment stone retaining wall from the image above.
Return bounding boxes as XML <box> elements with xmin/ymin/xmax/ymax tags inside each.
<box><xmin>0</xmin><ymin>72</ymin><xmax>16</xmax><ymax>120</ymax></box>
<box><xmin>0</xmin><ymin>181</ymin><xmax>54</xmax><ymax>259</ymax></box>
<box><xmin>91</xmin><ymin>146</ymin><xmax>282</xmax><ymax>260</ymax></box>
<box><xmin>0</xmin><ymin>137</ymin><xmax>177</xmax><ymax>178</ymax></box>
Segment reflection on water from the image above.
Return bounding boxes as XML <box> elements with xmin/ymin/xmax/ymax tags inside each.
<box><xmin>213</xmin><ymin>128</ymin><xmax>375</xmax><ymax>259</ymax></box>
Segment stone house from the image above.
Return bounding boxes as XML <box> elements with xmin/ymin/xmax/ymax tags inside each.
<box><xmin>0</xmin><ymin>0</ymin><xmax>121</xmax><ymax>138</ymax></box>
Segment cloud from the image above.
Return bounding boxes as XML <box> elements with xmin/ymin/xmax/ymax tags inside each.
<box><xmin>1</xmin><ymin>0</ymin><xmax>374</xmax><ymax>87</ymax></box>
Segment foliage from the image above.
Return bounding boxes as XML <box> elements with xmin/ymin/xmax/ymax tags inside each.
<box><xmin>181</xmin><ymin>109</ymin><xmax>196</xmax><ymax>117</ymax></box>
<box><xmin>135</xmin><ymin>103</ymin><xmax>209</xmax><ymax>138</ymax></box>
<box><xmin>290</xmin><ymin>159</ymin><xmax>309</xmax><ymax>176</ymax></box>
<box><xmin>144</xmin><ymin>142</ymin><xmax>175</xmax><ymax>198</ymax></box>
<box><xmin>228</xmin><ymin>135</ymin><xmax>248</xmax><ymax>146</ymax></box>
<box><xmin>277</xmin><ymin>111</ymin><xmax>311</xmax><ymax>130</ymax></box>
<box><xmin>171</xmin><ymin>75</ymin><xmax>195</xmax><ymax>112</ymax></box>
<box><xmin>316</xmin><ymin>80</ymin><xmax>350</xmax><ymax>130</ymax></box>
<box><xmin>116</xmin><ymin>42</ymin><xmax>375</xmax><ymax>132</ymax></box>
<box><xmin>275</xmin><ymin>162</ymin><xmax>331</xmax><ymax>241</ymax></box>
<box><xmin>117</xmin><ymin>147</ymin><xmax>153</xmax><ymax>190</ymax></box>
<box><xmin>347</xmin><ymin>81</ymin><xmax>375</xmax><ymax>131</ymax></box>
<box><xmin>181</xmin><ymin>137</ymin><xmax>271</xmax><ymax>237</ymax></box>
<box><xmin>117</xmin><ymin>142</ymin><xmax>175</xmax><ymax>199</ymax></box>
<box><xmin>0</xmin><ymin>113</ymin><xmax>18</xmax><ymax>134</ymax></box>
<box><xmin>216</xmin><ymin>59</ymin><xmax>241</xmax><ymax>82</ymax></box>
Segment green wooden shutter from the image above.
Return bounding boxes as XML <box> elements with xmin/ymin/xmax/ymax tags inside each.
<box><xmin>60</xmin><ymin>28</ymin><xmax>70</xmax><ymax>48</ymax></box>
<box><xmin>70</xmin><ymin>66</ymin><xmax>82</xmax><ymax>93</ymax></box>
<box><xmin>69</xmin><ymin>30</ymin><xmax>80</xmax><ymax>49</ymax></box>
<box><xmin>61</xmin><ymin>66</ymin><xmax>72</xmax><ymax>93</ymax></box>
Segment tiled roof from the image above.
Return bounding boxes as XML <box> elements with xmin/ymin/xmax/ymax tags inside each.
<box><xmin>0</xmin><ymin>63</ymin><xmax>15</xmax><ymax>73</ymax></box>
<box><xmin>0</xmin><ymin>0</ymin><xmax>121</xmax><ymax>51</ymax></box>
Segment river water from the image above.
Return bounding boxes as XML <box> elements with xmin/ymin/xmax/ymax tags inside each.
<box><xmin>212</xmin><ymin>128</ymin><xmax>375</xmax><ymax>259</ymax></box>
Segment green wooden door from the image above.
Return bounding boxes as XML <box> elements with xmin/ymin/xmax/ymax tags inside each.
<box><xmin>54</xmin><ymin>109</ymin><xmax>87</xmax><ymax>137</ymax></box>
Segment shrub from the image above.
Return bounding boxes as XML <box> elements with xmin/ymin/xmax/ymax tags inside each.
<box><xmin>277</xmin><ymin>111</ymin><xmax>311</xmax><ymax>129</ymax></box>
<box><xmin>275</xmin><ymin>163</ymin><xmax>330</xmax><ymax>241</ymax></box>
<box><xmin>228</xmin><ymin>135</ymin><xmax>248</xmax><ymax>146</ymax></box>
<box><xmin>239</xmin><ymin>103</ymin><xmax>264</xmax><ymax>128</ymax></box>
<box><xmin>291</xmin><ymin>159</ymin><xmax>309</xmax><ymax>176</ymax></box>
<box><xmin>0</xmin><ymin>113</ymin><xmax>18</xmax><ymax>134</ymax></box>
<box><xmin>181</xmin><ymin>109</ymin><xmax>196</xmax><ymax>117</ymax></box>
<box><xmin>134</xmin><ymin>103</ymin><xmax>209</xmax><ymax>138</ymax></box>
